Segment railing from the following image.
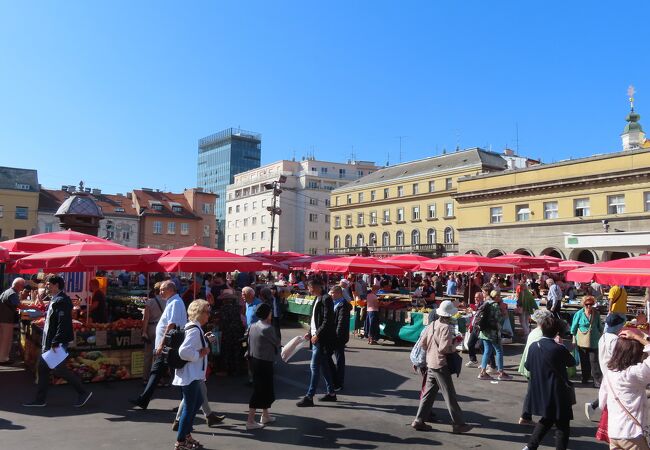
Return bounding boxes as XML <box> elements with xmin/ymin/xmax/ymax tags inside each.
<box><xmin>199</xmin><ymin>128</ymin><xmax>261</xmax><ymax>149</ymax></box>
<box><xmin>327</xmin><ymin>243</ymin><xmax>459</xmax><ymax>256</ymax></box>
<box><xmin>230</xmin><ymin>171</ymin><xmax>294</xmax><ymax>189</ymax></box>
<box><xmin>296</xmin><ymin>171</ymin><xmax>366</xmax><ymax>182</ymax></box>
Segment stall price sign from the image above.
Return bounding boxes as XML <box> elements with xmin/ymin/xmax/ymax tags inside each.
<box><xmin>131</xmin><ymin>351</ymin><xmax>144</xmax><ymax>378</ymax></box>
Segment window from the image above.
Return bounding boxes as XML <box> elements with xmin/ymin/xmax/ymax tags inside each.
<box><xmin>325</xmin><ymin>199</ymin><xmax>330</xmax><ymax>207</ymax></box>
<box><xmin>445</xmin><ymin>178</ymin><xmax>453</xmax><ymax>190</ymax></box>
<box><xmin>325</xmin><ymin>231</ymin><xmax>330</xmax><ymax>240</ymax></box>
<box><xmin>152</xmin><ymin>203</ymin><xmax>163</xmax><ymax>211</ymax></box>
<box><xmin>261</xmin><ymin>199</ymin><xmax>267</xmax><ymax>208</ymax></box>
<box><xmin>244</xmin><ymin>218</ymin><xmax>249</xmax><ymax>226</ymax></box>
<box><xmin>397</xmin><ymin>208</ymin><xmax>404</xmax><ymax>222</ymax></box>
<box><xmin>202</xmin><ymin>203</ymin><xmax>212</xmax><ymax>214</ymax></box>
<box><xmin>44</xmin><ymin>223</ymin><xmax>53</xmax><ymax>233</ymax></box>
<box><xmin>153</xmin><ymin>221</ymin><xmax>162</xmax><ymax>234</ymax></box>
<box><xmin>309</xmin><ymin>198</ymin><xmax>318</xmax><ymax>206</ymax></box>
<box><xmin>325</xmin><ymin>215</ymin><xmax>330</xmax><ymax>223</ymax></box>
<box><xmin>252</xmin><ymin>201</ymin><xmax>257</xmax><ymax>209</ymax></box>
<box><xmin>308</xmin><ymin>181</ymin><xmax>319</xmax><ymax>189</ymax></box>
<box><xmin>252</xmin><ymin>217</ymin><xmax>257</xmax><ymax>225</ymax></box>
<box><xmin>15</xmin><ymin>206</ymin><xmax>28</xmax><ymax>220</ymax></box>
<box><xmin>347</xmin><ymin>194</ymin><xmax>352</xmax><ymax>204</ymax></box>
<box><xmin>227</xmin><ymin>236</ymin><xmax>232</xmax><ymax>243</ymax></box>
<box><xmin>428</xmin><ymin>181</ymin><xmax>435</xmax><ymax>192</ymax></box>
<box><xmin>203</xmin><ymin>225</ymin><xmax>210</xmax><ymax>237</ymax></box>
<box><xmin>370</xmin><ymin>190</ymin><xmax>376</xmax><ymax>201</ymax></box>
<box><xmin>260</xmin><ymin>231</ymin><xmax>265</xmax><ymax>240</ymax></box>
<box><xmin>345</xmin><ymin>235</ymin><xmax>352</xmax><ymax>247</ymax></box>
<box><xmin>335</xmin><ymin>197</ymin><xmax>339</xmax><ymax>206</ymax></box>
<box><xmin>396</xmin><ymin>231</ymin><xmax>405</xmax><ymax>246</ymax></box>
<box><xmin>357</xmin><ymin>213</ymin><xmax>364</xmax><ymax>226</ymax></box>
<box><xmin>15</xmin><ymin>183</ymin><xmax>30</xmax><ymax>190</ymax></box>
<box><xmin>383</xmin><ymin>209</ymin><xmax>390</xmax><ymax>222</ymax></box>
<box><xmin>167</xmin><ymin>222</ymin><xmax>176</xmax><ymax>234</ymax></box>
<box><xmin>544</xmin><ymin>201</ymin><xmax>559</xmax><ymax>219</ymax></box>
<box><xmin>357</xmin><ymin>170</ymin><xmax>363</xmax><ymax>177</ymax></box>
<box><xmin>235</xmin><ymin>219</ymin><xmax>240</xmax><ymax>227</ymax></box>
<box><xmin>236</xmin><ymin>205</ymin><xmax>240</xmax><ymax>213</ymax></box>
<box><xmin>427</xmin><ymin>228</ymin><xmax>436</xmax><ymax>244</ymax></box>
<box><xmin>261</xmin><ymin>215</ymin><xmax>266</xmax><ymax>224</ymax></box>
<box><xmin>321</xmin><ymin>167</ymin><xmax>328</xmax><ymax>173</ymax></box>
<box><xmin>170</xmin><ymin>205</ymin><xmax>182</xmax><ymax>213</ymax></box>
<box><xmin>0</xmin><ymin>205</ymin><xmax>3</xmax><ymax>218</ymax></box>
<box><xmin>309</xmin><ymin>213</ymin><xmax>318</xmax><ymax>222</ymax></box>
<box><xmin>608</xmin><ymin>195</ymin><xmax>625</xmax><ymax>214</ymax></box>
<box><xmin>412</xmin><ymin>206</ymin><xmax>420</xmax><ymax>220</ymax></box>
<box><xmin>382</xmin><ymin>232</ymin><xmax>390</xmax><ymax>246</ymax></box>
<box><xmin>516</xmin><ymin>204</ymin><xmax>531</xmax><ymax>222</ymax></box>
<box><xmin>646</xmin><ymin>193</ymin><xmax>650</xmax><ymax>212</ymax></box>
<box><xmin>444</xmin><ymin>227</ymin><xmax>454</xmax><ymax>243</ymax></box>
<box><xmin>370</xmin><ymin>211</ymin><xmax>377</xmax><ymax>224</ymax></box>
<box><xmin>356</xmin><ymin>234</ymin><xmax>364</xmax><ymax>246</ymax></box>
<box><xmin>346</xmin><ymin>215</ymin><xmax>352</xmax><ymax>227</ymax></box>
<box><xmin>251</xmin><ymin>232</ymin><xmax>256</xmax><ymax>240</ymax></box>
<box><xmin>411</xmin><ymin>230</ymin><xmax>420</xmax><ymax>245</ymax></box>
<box><xmin>412</xmin><ymin>183</ymin><xmax>419</xmax><ymax>195</ymax></box>
<box><xmin>335</xmin><ymin>216</ymin><xmax>341</xmax><ymax>227</ymax></box>
<box><xmin>181</xmin><ymin>223</ymin><xmax>189</xmax><ymax>235</ymax></box>
<box><xmin>309</xmin><ymin>231</ymin><xmax>318</xmax><ymax>239</ymax></box>
<box><xmin>334</xmin><ymin>236</ymin><xmax>341</xmax><ymax>248</ymax></box>
<box><xmin>339</xmin><ymin>168</ymin><xmax>346</xmax><ymax>178</ymax></box>
<box><xmin>490</xmin><ymin>207</ymin><xmax>503</xmax><ymax>224</ymax></box>
<box><xmin>228</xmin><ymin>207</ymin><xmax>232</xmax><ymax>214</ymax></box>
<box><xmin>574</xmin><ymin>198</ymin><xmax>590</xmax><ymax>217</ymax></box>
<box><xmin>444</xmin><ymin>202</ymin><xmax>454</xmax><ymax>217</ymax></box>
<box><xmin>14</xmin><ymin>230</ymin><xmax>26</xmax><ymax>238</ymax></box>
<box><xmin>243</xmin><ymin>233</ymin><xmax>248</xmax><ymax>242</ymax></box>
<box><xmin>358</xmin><ymin>193</ymin><xmax>364</xmax><ymax>203</ymax></box>
<box><xmin>235</xmin><ymin>234</ymin><xmax>239</xmax><ymax>242</ymax></box>
<box><xmin>397</xmin><ymin>186</ymin><xmax>404</xmax><ymax>197</ymax></box>
<box><xmin>115</xmin><ymin>207</ymin><xmax>125</xmax><ymax>213</ymax></box>
<box><xmin>369</xmin><ymin>232</ymin><xmax>376</xmax><ymax>246</ymax></box>
<box><xmin>383</xmin><ymin>188</ymin><xmax>389</xmax><ymax>199</ymax></box>
<box><xmin>428</xmin><ymin>204</ymin><xmax>436</xmax><ymax>219</ymax></box>
<box><xmin>243</xmin><ymin>203</ymin><xmax>248</xmax><ymax>212</ymax></box>
<box><xmin>122</xmin><ymin>231</ymin><xmax>130</xmax><ymax>241</ymax></box>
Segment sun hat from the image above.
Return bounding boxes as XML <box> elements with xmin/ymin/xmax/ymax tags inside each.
<box><xmin>436</xmin><ymin>300</ymin><xmax>458</xmax><ymax>317</ymax></box>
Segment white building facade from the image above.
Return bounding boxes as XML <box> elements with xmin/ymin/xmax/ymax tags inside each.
<box><xmin>225</xmin><ymin>158</ymin><xmax>378</xmax><ymax>255</ymax></box>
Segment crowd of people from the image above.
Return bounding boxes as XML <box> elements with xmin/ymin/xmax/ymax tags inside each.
<box><xmin>3</xmin><ymin>267</ymin><xmax>650</xmax><ymax>449</ymax></box>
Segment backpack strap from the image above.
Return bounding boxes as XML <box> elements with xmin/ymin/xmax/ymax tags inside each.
<box><xmin>185</xmin><ymin>324</ymin><xmax>206</xmax><ymax>371</ymax></box>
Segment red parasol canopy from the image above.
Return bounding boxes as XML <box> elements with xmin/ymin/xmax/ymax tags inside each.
<box><xmin>493</xmin><ymin>253</ymin><xmax>551</xmax><ymax>270</ymax></box>
<box><xmin>566</xmin><ymin>254</ymin><xmax>650</xmax><ymax>286</ymax></box>
<box><xmin>381</xmin><ymin>254</ymin><xmax>434</xmax><ymax>271</ymax></box>
<box><xmin>15</xmin><ymin>241</ymin><xmax>162</xmax><ymax>272</ymax></box>
<box><xmin>247</xmin><ymin>255</ymin><xmax>291</xmax><ymax>273</ymax></box>
<box><xmin>284</xmin><ymin>255</ymin><xmax>341</xmax><ymax>271</ymax></box>
<box><xmin>420</xmin><ymin>254</ymin><xmax>517</xmax><ymax>273</ymax></box>
<box><xmin>158</xmin><ymin>245</ymin><xmax>265</xmax><ymax>272</ymax></box>
<box><xmin>0</xmin><ymin>246</ymin><xmax>8</xmax><ymax>263</ymax></box>
<box><xmin>311</xmin><ymin>256</ymin><xmax>404</xmax><ymax>275</ymax></box>
<box><xmin>555</xmin><ymin>260</ymin><xmax>591</xmax><ymax>272</ymax></box>
<box><xmin>0</xmin><ymin>230</ymin><xmax>109</xmax><ymax>253</ymax></box>
<box><xmin>246</xmin><ymin>250</ymin><xmax>306</xmax><ymax>262</ymax></box>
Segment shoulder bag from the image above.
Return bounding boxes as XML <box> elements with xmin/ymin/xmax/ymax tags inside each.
<box><xmin>575</xmin><ymin>311</ymin><xmax>593</xmax><ymax>348</ymax></box>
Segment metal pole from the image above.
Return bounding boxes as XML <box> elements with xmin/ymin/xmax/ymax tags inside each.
<box><xmin>269</xmin><ymin>186</ymin><xmax>277</xmax><ymax>256</ymax></box>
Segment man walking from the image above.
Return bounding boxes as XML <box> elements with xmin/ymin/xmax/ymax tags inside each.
<box><xmin>546</xmin><ymin>279</ymin><xmax>563</xmax><ymax>318</ymax></box>
<box><xmin>0</xmin><ymin>277</ymin><xmax>25</xmax><ymax>364</ymax></box>
<box><xmin>297</xmin><ymin>280</ymin><xmax>337</xmax><ymax>407</ymax></box>
<box><xmin>23</xmin><ymin>275</ymin><xmax>92</xmax><ymax>407</ymax></box>
<box><xmin>328</xmin><ymin>285</ymin><xmax>352</xmax><ymax>391</ymax></box>
<box><xmin>131</xmin><ymin>280</ymin><xmax>187</xmax><ymax>409</ymax></box>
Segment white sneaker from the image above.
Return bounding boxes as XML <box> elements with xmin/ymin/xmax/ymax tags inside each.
<box><xmin>246</xmin><ymin>422</ymin><xmax>264</xmax><ymax>430</ymax></box>
<box><xmin>261</xmin><ymin>415</ymin><xmax>276</xmax><ymax>425</ymax></box>
<box><xmin>465</xmin><ymin>361</ymin><xmax>479</xmax><ymax>368</ymax></box>
<box><xmin>585</xmin><ymin>402</ymin><xmax>595</xmax><ymax>421</ymax></box>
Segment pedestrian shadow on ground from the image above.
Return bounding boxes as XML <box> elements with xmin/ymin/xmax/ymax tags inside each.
<box><xmin>0</xmin><ymin>418</ymin><xmax>26</xmax><ymax>430</ymax></box>
<box><xmin>192</xmin><ymin>411</ymin><xmax>443</xmax><ymax>449</ymax></box>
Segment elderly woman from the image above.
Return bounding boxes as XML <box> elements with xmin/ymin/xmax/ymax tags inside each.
<box><xmin>411</xmin><ymin>300</ymin><xmax>473</xmax><ymax>434</ymax></box>
<box><xmin>570</xmin><ymin>295</ymin><xmax>603</xmax><ymax>388</ymax></box>
<box><xmin>173</xmin><ymin>299</ymin><xmax>211</xmax><ymax>450</ymax></box>
<box><xmin>246</xmin><ymin>303</ymin><xmax>280</xmax><ymax>430</ymax></box>
<box><xmin>518</xmin><ymin>309</ymin><xmax>553</xmax><ymax>425</ymax></box>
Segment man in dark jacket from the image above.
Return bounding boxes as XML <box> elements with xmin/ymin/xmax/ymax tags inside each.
<box><xmin>297</xmin><ymin>279</ymin><xmax>337</xmax><ymax>407</ymax></box>
<box><xmin>0</xmin><ymin>277</ymin><xmax>25</xmax><ymax>364</ymax></box>
<box><xmin>24</xmin><ymin>275</ymin><xmax>92</xmax><ymax>408</ymax></box>
<box><xmin>327</xmin><ymin>285</ymin><xmax>352</xmax><ymax>391</ymax></box>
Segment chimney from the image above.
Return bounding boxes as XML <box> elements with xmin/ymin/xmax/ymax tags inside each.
<box><xmin>84</xmin><ymin>188</ymin><xmax>91</xmax><ymax>193</ymax></box>
<box><xmin>503</xmin><ymin>148</ymin><xmax>515</xmax><ymax>156</ymax></box>
<box><xmin>92</xmin><ymin>188</ymin><xmax>101</xmax><ymax>195</ymax></box>
<box><xmin>61</xmin><ymin>185</ymin><xmax>68</xmax><ymax>191</ymax></box>
<box><xmin>126</xmin><ymin>192</ymin><xmax>132</xmax><ymax>199</ymax></box>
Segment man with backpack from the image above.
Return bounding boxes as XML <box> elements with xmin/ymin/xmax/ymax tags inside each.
<box><xmin>477</xmin><ymin>290</ymin><xmax>512</xmax><ymax>381</ymax></box>
<box><xmin>131</xmin><ymin>280</ymin><xmax>187</xmax><ymax>410</ymax></box>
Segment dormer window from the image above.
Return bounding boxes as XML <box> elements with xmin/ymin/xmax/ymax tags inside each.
<box><xmin>114</xmin><ymin>207</ymin><xmax>125</xmax><ymax>213</ymax></box>
<box><xmin>152</xmin><ymin>204</ymin><xmax>163</xmax><ymax>211</ymax></box>
<box><xmin>172</xmin><ymin>206</ymin><xmax>182</xmax><ymax>213</ymax></box>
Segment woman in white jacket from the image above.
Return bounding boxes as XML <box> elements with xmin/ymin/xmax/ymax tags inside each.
<box><xmin>599</xmin><ymin>328</ymin><xmax>650</xmax><ymax>450</ymax></box>
<box><xmin>173</xmin><ymin>299</ymin><xmax>211</xmax><ymax>450</ymax></box>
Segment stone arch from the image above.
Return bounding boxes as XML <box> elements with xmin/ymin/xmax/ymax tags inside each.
<box><xmin>568</xmin><ymin>249</ymin><xmax>597</xmax><ymax>264</ymax></box>
<box><xmin>601</xmin><ymin>250</ymin><xmax>633</xmax><ymax>262</ymax></box>
<box><xmin>465</xmin><ymin>249</ymin><xmax>482</xmax><ymax>256</ymax></box>
<box><xmin>513</xmin><ymin>248</ymin><xmax>534</xmax><ymax>256</ymax></box>
<box><xmin>540</xmin><ymin>247</ymin><xmax>566</xmax><ymax>259</ymax></box>
<box><xmin>486</xmin><ymin>248</ymin><xmax>506</xmax><ymax>257</ymax></box>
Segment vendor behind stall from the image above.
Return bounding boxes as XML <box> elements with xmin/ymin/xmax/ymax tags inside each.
<box><xmin>89</xmin><ymin>278</ymin><xmax>108</xmax><ymax>323</ymax></box>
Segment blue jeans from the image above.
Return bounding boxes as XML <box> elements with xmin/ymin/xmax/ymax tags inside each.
<box><xmin>480</xmin><ymin>339</ymin><xmax>503</xmax><ymax>371</ymax></box>
<box><xmin>177</xmin><ymin>380</ymin><xmax>202</xmax><ymax>442</ymax></box>
<box><xmin>306</xmin><ymin>342</ymin><xmax>334</xmax><ymax>398</ymax></box>
<box><xmin>365</xmin><ymin>311</ymin><xmax>379</xmax><ymax>341</ymax></box>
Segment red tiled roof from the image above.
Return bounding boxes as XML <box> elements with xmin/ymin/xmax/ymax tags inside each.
<box><xmin>132</xmin><ymin>190</ymin><xmax>201</xmax><ymax>220</ymax></box>
<box><xmin>39</xmin><ymin>189</ymin><xmax>138</xmax><ymax>217</ymax></box>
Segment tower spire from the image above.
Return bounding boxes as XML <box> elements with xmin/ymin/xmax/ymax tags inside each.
<box><xmin>621</xmin><ymin>84</ymin><xmax>646</xmax><ymax>151</ymax></box>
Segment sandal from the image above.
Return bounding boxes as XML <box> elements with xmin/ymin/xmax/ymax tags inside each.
<box><xmin>174</xmin><ymin>442</ymin><xmax>192</xmax><ymax>450</ymax></box>
<box><xmin>185</xmin><ymin>435</ymin><xmax>203</xmax><ymax>449</ymax></box>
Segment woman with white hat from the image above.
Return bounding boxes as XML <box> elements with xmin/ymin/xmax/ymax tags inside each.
<box><xmin>411</xmin><ymin>300</ymin><xmax>473</xmax><ymax>434</ymax></box>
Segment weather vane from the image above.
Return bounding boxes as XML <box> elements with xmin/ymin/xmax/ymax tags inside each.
<box><xmin>628</xmin><ymin>85</ymin><xmax>636</xmax><ymax>111</ymax></box>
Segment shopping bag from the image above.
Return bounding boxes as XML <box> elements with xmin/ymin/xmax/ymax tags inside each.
<box><xmin>595</xmin><ymin>406</ymin><xmax>609</xmax><ymax>443</ymax></box>
<box><xmin>281</xmin><ymin>335</ymin><xmax>307</xmax><ymax>363</ymax></box>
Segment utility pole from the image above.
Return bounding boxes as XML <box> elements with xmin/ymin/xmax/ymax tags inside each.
<box><xmin>264</xmin><ymin>175</ymin><xmax>287</xmax><ymax>255</ymax></box>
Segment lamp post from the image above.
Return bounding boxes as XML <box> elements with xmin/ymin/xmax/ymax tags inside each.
<box><xmin>264</xmin><ymin>175</ymin><xmax>287</xmax><ymax>255</ymax></box>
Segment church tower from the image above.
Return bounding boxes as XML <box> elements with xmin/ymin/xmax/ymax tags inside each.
<box><xmin>621</xmin><ymin>85</ymin><xmax>648</xmax><ymax>150</ymax></box>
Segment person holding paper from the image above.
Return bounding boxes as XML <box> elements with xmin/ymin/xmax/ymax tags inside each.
<box><xmin>23</xmin><ymin>275</ymin><xmax>92</xmax><ymax>408</ymax></box>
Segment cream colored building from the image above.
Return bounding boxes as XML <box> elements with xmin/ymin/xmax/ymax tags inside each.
<box><xmin>225</xmin><ymin>158</ymin><xmax>378</xmax><ymax>255</ymax></box>
<box><xmin>328</xmin><ymin>148</ymin><xmax>512</xmax><ymax>256</ymax></box>
<box><xmin>0</xmin><ymin>167</ymin><xmax>39</xmax><ymax>241</ymax></box>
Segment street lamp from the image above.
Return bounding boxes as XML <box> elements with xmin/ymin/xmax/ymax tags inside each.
<box><xmin>265</xmin><ymin>176</ymin><xmax>287</xmax><ymax>255</ymax></box>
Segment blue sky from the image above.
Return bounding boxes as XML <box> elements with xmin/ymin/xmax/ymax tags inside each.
<box><xmin>0</xmin><ymin>1</ymin><xmax>647</xmax><ymax>193</ymax></box>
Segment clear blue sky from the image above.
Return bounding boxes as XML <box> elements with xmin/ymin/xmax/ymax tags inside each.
<box><xmin>1</xmin><ymin>1</ymin><xmax>647</xmax><ymax>193</ymax></box>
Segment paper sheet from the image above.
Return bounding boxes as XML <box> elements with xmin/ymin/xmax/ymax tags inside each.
<box><xmin>42</xmin><ymin>347</ymin><xmax>69</xmax><ymax>369</ymax></box>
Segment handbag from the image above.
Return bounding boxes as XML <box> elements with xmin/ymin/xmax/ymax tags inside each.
<box><xmin>446</xmin><ymin>352</ymin><xmax>463</xmax><ymax>377</ymax></box>
<box><xmin>595</xmin><ymin>406</ymin><xmax>609</xmax><ymax>444</ymax></box>
<box><xmin>575</xmin><ymin>313</ymin><xmax>593</xmax><ymax>348</ymax></box>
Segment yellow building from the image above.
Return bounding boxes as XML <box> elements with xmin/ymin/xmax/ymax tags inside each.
<box><xmin>0</xmin><ymin>167</ymin><xmax>39</xmax><ymax>240</ymax></box>
<box><xmin>328</xmin><ymin>148</ymin><xmax>510</xmax><ymax>256</ymax></box>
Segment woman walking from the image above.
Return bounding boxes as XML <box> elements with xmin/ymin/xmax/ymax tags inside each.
<box><xmin>173</xmin><ymin>299</ymin><xmax>211</xmax><ymax>450</ymax></box>
<box><xmin>411</xmin><ymin>300</ymin><xmax>473</xmax><ymax>434</ymax></box>
<box><xmin>517</xmin><ymin>280</ymin><xmax>538</xmax><ymax>337</ymax></box>
<box><xmin>599</xmin><ymin>328</ymin><xmax>650</xmax><ymax>449</ymax></box>
<box><xmin>477</xmin><ymin>291</ymin><xmax>512</xmax><ymax>381</ymax></box>
<box><xmin>246</xmin><ymin>303</ymin><xmax>280</xmax><ymax>430</ymax></box>
<box><xmin>523</xmin><ymin>315</ymin><xmax>576</xmax><ymax>450</ymax></box>
<box><xmin>570</xmin><ymin>295</ymin><xmax>603</xmax><ymax>388</ymax></box>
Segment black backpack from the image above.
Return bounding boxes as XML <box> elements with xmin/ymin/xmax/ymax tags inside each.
<box><xmin>474</xmin><ymin>302</ymin><xmax>497</xmax><ymax>332</ymax></box>
<box><xmin>163</xmin><ymin>324</ymin><xmax>204</xmax><ymax>369</ymax></box>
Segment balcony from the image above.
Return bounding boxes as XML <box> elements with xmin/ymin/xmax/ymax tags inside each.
<box><xmin>327</xmin><ymin>243</ymin><xmax>459</xmax><ymax>257</ymax></box>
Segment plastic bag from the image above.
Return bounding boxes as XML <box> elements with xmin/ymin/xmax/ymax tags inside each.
<box><xmin>281</xmin><ymin>335</ymin><xmax>307</xmax><ymax>362</ymax></box>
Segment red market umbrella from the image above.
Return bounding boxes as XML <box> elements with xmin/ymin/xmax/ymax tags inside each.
<box><xmin>381</xmin><ymin>254</ymin><xmax>433</xmax><ymax>271</ymax></box>
<box><xmin>566</xmin><ymin>254</ymin><xmax>650</xmax><ymax>286</ymax></box>
<box><xmin>493</xmin><ymin>253</ymin><xmax>550</xmax><ymax>270</ymax></box>
<box><xmin>15</xmin><ymin>241</ymin><xmax>162</xmax><ymax>272</ymax></box>
<box><xmin>311</xmin><ymin>256</ymin><xmax>404</xmax><ymax>275</ymax></box>
<box><xmin>420</xmin><ymin>254</ymin><xmax>518</xmax><ymax>274</ymax></box>
<box><xmin>247</xmin><ymin>255</ymin><xmax>291</xmax><ymax>273</ymax></box>
<box><xmin>246</xmin><ymin>250</ymin><xmax>306</xmax><ymax>262</ymax></box>
<box><xmin>0</xmin><ymin>230</ymin><xmax>109</xmax><ymax>253</ymax></box>
<box><xmin>555</xmin><ymin>260</ymin><xmax>591</xmax><ymax>272</ymax></box>
<box><xmin>158</xmin><ymin>244</ymin><xmax>265</xmax><ymax>272</ymax></box>
<box><xmin>284</xmin><ymin>255</ymin><xmax>341</xmax><ymax>271</ymax></box>
<box><xmin>0</xmin><ymin>246</ymin><xmax>8</xmax><ymax>263</ymax></box>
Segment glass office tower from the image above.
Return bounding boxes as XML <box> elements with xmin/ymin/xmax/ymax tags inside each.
<box><xmin>198</xmin><ymin>128</ymin><xmax>261</xmax><ymax>249</ymax></box>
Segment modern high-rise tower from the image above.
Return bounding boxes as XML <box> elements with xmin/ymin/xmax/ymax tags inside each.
<box><xmin>197</xmin><ymin>128</ymin><xmax>261</xmax><ymax>249</ymax></box>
